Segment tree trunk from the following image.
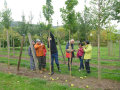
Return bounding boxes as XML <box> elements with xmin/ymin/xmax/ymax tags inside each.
<box><xmin>17</xmin><ymin>35</ymin><xmax>25</xmax><ymax>71</ymax></box>
<box><xmin>7</xmin><ymin>30</ymin><xmax>10</xmax><ymax>69</ymax></box>
<box><xmin>98</xmin><ymin>0</ymin><xmax>101</xmax><ymax>81</ymax></box>
<box><xmin>69</xmin><ymin>30</ymin><xmax>72</xmax><ymax>76</ymax></box>
<box><xmin>108</xmin><ymin>41</ymin><xmax>110</xmax><ymax>56</ymax></box>
<box><xmin>58</xmin><ymin>39</ymin><xmax>66</xmax><ymax>64</ymax></box>
<box><xmin>13</xmin><ymin>38</ymin><xmax>15</xmax><ymax>55</ymax></box>
<box><xmin>48</xmin><ymin>31</ymin><xmax>51</xmax><ymax>73</ymax></box>
<box><xmin>0</xmin><ymin>40</ymin><xmax>1</xmax><ymax>53</ymax></box>
<box><xmin>28</xmin><ymin>33</ymin><xmax>38</xmax><ymax>71</ymax></box>
<box><xmin>119</xmin><ymin>40</ymin><xmax>120</xmax><ymax>58</ymax></box>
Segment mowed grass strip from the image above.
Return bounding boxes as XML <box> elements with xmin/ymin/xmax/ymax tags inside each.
<box><xmin>0</xmin><ymin>72</ymin><xmax>82</xmax><ymax>90</ymax></box>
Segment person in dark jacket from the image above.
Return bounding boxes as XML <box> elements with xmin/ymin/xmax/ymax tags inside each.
<box><xmin>66</xmin><ymin>39</ymin><xmax>75</xmax><ymax>70</ymax></box>
<box><xmin>48</xmin><ymin>32</ymin><xmax>61</xmax><ymax>75</ymax></box>
<box><xmin>28</xmin><ymin>41</ymin><xmax>36</xmax><ymax>71</ymax></box>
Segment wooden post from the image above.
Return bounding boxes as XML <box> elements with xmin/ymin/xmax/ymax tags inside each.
<box><xmin>13</xmin><ymin>38</ymin><xmax>15</xmax><ymax>55</ymax></box>
<box><xmin>17</xmin><ymin>35</ymin><xmax>25</xmax><ymax>71</ymax></box>
<box><xmin>0</xmin><ymin>39</ymin><xmax>1</xmax><ymax>53</ymax></box>
<box><xmin>56</xmin><ymin>31</ymin><xmax>66</xmax><ymax>64</ymax></box>
<box><xmin>48</xmin><ymin>31</ymin><xmax>51</xmax><ymax>73</ymax></box>
<box><xmin>28</xmin><ymin>33</ymin><xmax>38</xmax><ymax>71</ymax></box>
<box><xmin>69</xmin><ymin>30</ymin><xmax>72</xmax><ymax>76</ymax></box>
<box><xmin>119</xmin><ymin>40</ymin><xmax>120</xmax><ymax>58</ymax></box>
<box><xmin>7</xmin><ymin>30</ymin><xmax>10</xmax><ymax>69</ymax></box>
<box><xmin>98</xmin><ymin>0</ymin><xmax>101</xmax><ymax>81</ymax></box>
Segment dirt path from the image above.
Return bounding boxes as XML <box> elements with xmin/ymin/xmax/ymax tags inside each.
<box><xmin>0</xmin><ymin>54</ymin><xmax>119</xmax><ymax>70</ymax></box>
<box><xmin>0</xmin><ymin>63</ymin><xmax>120</xmax><ymax>90</ymax></box>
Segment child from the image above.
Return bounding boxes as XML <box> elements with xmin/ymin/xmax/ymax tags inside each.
<box><xmin>77</xmin><ymin>43</ymin><xmax>84</xmax><ymax>71</ymax></box>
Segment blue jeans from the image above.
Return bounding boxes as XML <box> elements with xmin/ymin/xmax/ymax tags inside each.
<box><xmin>79</xmin><ymin>56</ymin><xmax>84</xmax><ymax>70</ymax></box>
<box><xmin>51</xmin><ymin>52</ymin><xmax>59</xmax><ymax>66</ymax></box>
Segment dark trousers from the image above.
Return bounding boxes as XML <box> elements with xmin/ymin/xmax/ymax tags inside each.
<box><xmin>84</xmin><ymin>59</ymin><xmax>90</xmax><ymax>73</ymax></box>
<box><xmin>68</xmin><ymin>58</ymin><xmax>72</xmax><ymax>70</ymax></box>
<box><xmin>30</xmin><ymin>56</ymin><xmax>35</xmax><ymax>70</ymax></box>
<box><xmin>79</xmin><ymin>56</ymin><xmax>84</xmax><ymax>70</ymax></box>
<box><xmin>37</xmin><ymin>56</ymin><xmax>44</xmax><ymax>70</ymax></box>
<box><xmin>51</xmin><ymin>52</ymin><xmax>60</xmax><ymax>72</ymax></box>
<box><xmin>43</xmin><ymin>56</ymin><xmax>46</xmax><ymax>68</ymax></box>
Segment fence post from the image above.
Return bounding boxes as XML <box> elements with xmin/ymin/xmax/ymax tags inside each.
<box><xmin>17</xmin><ymin>35</ymin><xmax>25</xmax><ymax>71</ymax></box>
<box><xmin>7</xmin><ymin>30</ymin><xmax>10</xmax><ymax>69</ymax></box>
<box><xmin>28</xmin><ymin>33</ymin><xmax>38</xmax><ymax>71</ymax></box>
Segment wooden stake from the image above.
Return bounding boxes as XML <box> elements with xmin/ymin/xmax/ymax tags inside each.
<box><xmin>98</xmin><ymin>0</ymin><xmax>101</xmax><ymax>81</ymax></box>
<box><xmin>7</xmin><ymin>30</ymin><xmax>10</xmax><ymax>69</ymax></box>
<box><xmin>56</xmin><ymin>31</ymin><xmax>66</xmax><ymax>64</ymax></box>
<box><xmin>49</xmin><ymin>31</ymin><xmax>51</xmax><ymax>74</ymax></box>
<box><xmin>28</xmin><ymin>33</ymin><xmax>38</xmax><ymax>71</ymax></box>
<box><xmin>119</xmin><ymin>40</ymin><xmax>120</xmax><ymax>58</ymax></box>
<box><xmin>69</xmin><ymin>30</ymin><xmax>72</xmax><ymax>76</ymax></box>
<box><xmin>0</xmin><ymin>39</ymin><xmax>1</xmax><ymax>53</ymax></box>
<box><xmin>17</xmin><ymin>35</ymin><xmax>25</xmax><ymax>71</ymax></box>
<box><xmin>13</xmin><ymin>38</ymin><xmax>15</xmax><ymax>55</ymax></box>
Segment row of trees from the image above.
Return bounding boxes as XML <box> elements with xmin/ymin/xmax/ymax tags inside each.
<box><xmin>0</xmin><ymin>0</ymin><xmax>120</xmax><ymax>47</ymax></box>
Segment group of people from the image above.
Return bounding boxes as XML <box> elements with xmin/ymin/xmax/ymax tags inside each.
<box><xmin>66</xmin><ymin>40</ymin><xmax>92</xmax><ymax>74</ymax></box>
<box><xmin>28</xmin><ymin>32</ymin><xmax>92</xmax><ymax>75</ymax></box>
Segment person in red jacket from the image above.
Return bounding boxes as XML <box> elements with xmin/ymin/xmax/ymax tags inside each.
<box><xmin>77</xmin><ymin>43</ymin><xmax>84</xmax><ymax>71</ymax></box>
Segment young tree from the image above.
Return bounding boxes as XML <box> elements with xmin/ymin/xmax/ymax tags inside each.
<box><xmin>17</xmin><ymin>12</ymin><xmax>27</xmax><ymax>35</ymax></box>
<box><xmin>60</xmin><ymin>0</ymin><xmax>78</xmax><ymax>34</ymax></box>
<box><xmin>1</xmin><ymin>0</ymin><xmax>12</xmax><ymax>69</ymax></box>
<box><xmin>90</xmin><ymin>0</ymin><xmax>112</xmax><ymax>80</ymax></box>
<box><xmin>43</xmin><ymin>0</ymin><xmax>54</xmax><ymax>29</ymax></box>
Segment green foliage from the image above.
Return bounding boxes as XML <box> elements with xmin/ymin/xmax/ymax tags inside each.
<box><xmin>43</xmin><ymin>0</ymin><xmax>54</xmax><ymax>29</ymax></box>
<box><xmin>60</xmin><ymin>0</ymin><xmax>78</xmax><ymax>34</ymax></box>
<box><xmin>111</xmin><ymin>0</ymin><xmax>120</xmax><ymax>22</ymax></box>
<box><xmin>90</xmin><ymin>0</ymin><xmax>112</xmax><ymax>28</ymax></box>
<box><xmin>76</xmin><ymin>6</ymin><xmax>93</xmax><ymax>41</ymax></box>
<box><xmin>1</xmin><ymin>8</ymin><xmax>12</xmax><ymax>29</ymax></box>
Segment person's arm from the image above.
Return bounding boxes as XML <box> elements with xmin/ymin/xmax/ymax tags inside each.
<box><xmin>83</xmin><ymin>46</ymin><xmax>92</xmax><ymax>53</ymax></box>
<box><xmin>34</xmin><ymin>44</ymin><xmax>40</xmax><ymax>50</ymax></box>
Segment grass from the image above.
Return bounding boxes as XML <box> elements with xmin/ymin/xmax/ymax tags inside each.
<box><xmin>0</xmin><ymin>44</ymin><xmax>120</xmax><ymax>82</ymax></box>
<box><xmin>0</xmin><ymin>72</ymin><xmax>82</xmax><ymax>90</ymax></box>
<box><xmin>0</xmin><ymin>57</ymin><xmax>120</xmax><ymax>82</ymax></box>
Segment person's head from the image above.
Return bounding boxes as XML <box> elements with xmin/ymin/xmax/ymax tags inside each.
<box><xmin>32</xmin><ymin>41</ymin><xmax>35</xmax><ymax>45</ymax></box>
<box><xmin>85</xmin><ymin>40</ymin><xmax>90</xmax><ymax>45</ymax></box>
<box><xmin>79</xmin><ymin>43</ymin><xmax>83</xmax><ymax>48</ymax></box>
<box><xmin>36</xmin><ymin>39</ymin><xmax>41</xmax><ymax>45</ymax></box>
<box><xmin>70</xmin><ymin>39</ymin><xmax>75</xmax><ymax>44</ymax></box>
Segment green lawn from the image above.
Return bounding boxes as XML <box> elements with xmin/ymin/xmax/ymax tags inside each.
<box><xmin>0</xmin><ymin>72</ymin><xmax>82</xmax><ymax>90</ymax></box>
<box><xmin>0</xmin><ymin>57</ymin><xmax>120</xmax><ymax>82</ymax></box>
<box><xmin>0</xmin><ymin>44</ymin><xmax>120</xmax><ymax>82</ymax></box>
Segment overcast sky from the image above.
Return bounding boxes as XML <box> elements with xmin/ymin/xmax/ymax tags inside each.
<box><xmin>0</xmin><ymin>0</ymin><xmax>120</xmax><ymax>30</ymax></box>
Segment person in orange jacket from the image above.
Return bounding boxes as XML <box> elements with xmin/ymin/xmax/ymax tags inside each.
<box><xmin>34</xmin><ymin>39</ymin><xmax>45</xmax><ymax>74</ymax></box>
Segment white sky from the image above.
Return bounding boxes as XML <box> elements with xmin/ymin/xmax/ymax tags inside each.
<box><xmin>0</xmin><ymin>0</ymin><xmax>120</xmax><ymax>30</ymax></box>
